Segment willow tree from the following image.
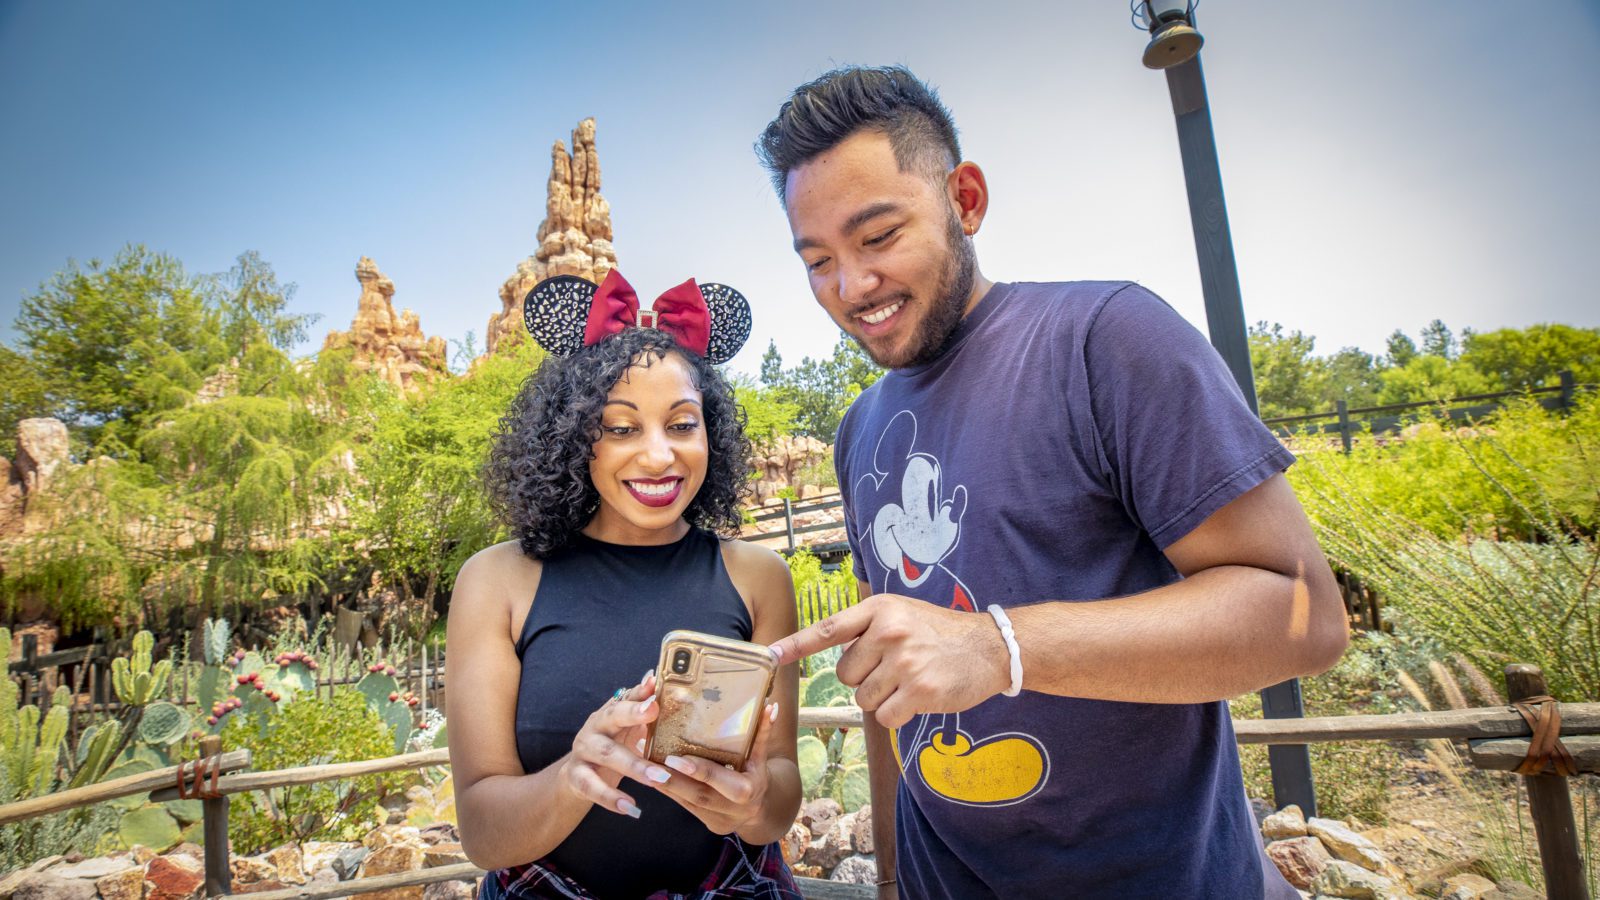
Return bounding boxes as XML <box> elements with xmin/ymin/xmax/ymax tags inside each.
<box><xmin>1</xmin><ymin>252</ymin><xmax>350</xmax><ymax>631</ymax></box>
<box><xmin>351</xmin><ymin>339</ymin><xmax>542</xmax><ymax>612</ymax></box>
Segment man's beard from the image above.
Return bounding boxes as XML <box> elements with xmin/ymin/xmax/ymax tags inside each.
<box><xmin>852</xmin><ymin>211</ymin><xmax>976</xmax><ymax>370</ymax></box>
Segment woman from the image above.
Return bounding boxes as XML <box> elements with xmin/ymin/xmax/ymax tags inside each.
<box><xmin>447</xmin><ymin>271</ymin><xmax>802</xmax><ymax>899</ymax></box>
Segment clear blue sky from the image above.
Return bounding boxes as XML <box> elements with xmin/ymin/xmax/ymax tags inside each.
<box><xmin>2</xmin><ymin>1</ymin><xmax>1597</xmax><ymax>378</ymax></box>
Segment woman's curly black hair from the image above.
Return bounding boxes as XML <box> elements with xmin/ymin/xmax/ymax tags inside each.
<box><xmin>484</xmin><ymin>328</ymin><xmax>752</xmax><ymax>559</ymax></box>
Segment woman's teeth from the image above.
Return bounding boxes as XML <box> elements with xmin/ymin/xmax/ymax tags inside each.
<box><xmin>861</xmin><ymin>301</ymin><xmax>903</xmax><ymax>325</ymax></box>
<box><xmin>629</xmin><ymin>480</ymin><xmax>678</xmax><ymax>496</ymax></box>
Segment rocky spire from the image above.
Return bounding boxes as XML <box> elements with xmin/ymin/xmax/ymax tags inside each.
<box><xmin>321</xmin><ymin>257</ymin><xmax>448</xmax><ymax>391</ymax></box>
<box><xmin>486</xmin><ymin>117</ymin><xmax>617</xmax><ymax>355</ymax></box>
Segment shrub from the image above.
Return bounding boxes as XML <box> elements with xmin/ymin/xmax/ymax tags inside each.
<box><xmin>221</xmin><ymin>687</ymin><xmax>409</xmax><ymax>853</ymax></box>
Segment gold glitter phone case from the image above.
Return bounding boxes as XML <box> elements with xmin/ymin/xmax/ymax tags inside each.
<box><xmin>645</xmin><ymin>630</ymin><xmax>777</xmax><ymax>769</ymax></box>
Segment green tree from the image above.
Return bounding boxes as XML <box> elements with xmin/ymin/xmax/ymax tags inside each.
<box><xmin>763</xmin><ymin>335</ymin><xmax>883</xmax><ymax>441</ymax></box>
<box><xmin>352</xmin><ymin>338</ymin><xmax>542</xmax><ymax>608</ymax></box>
<box><xmin>731</xmin><ymin>375</ymin><xmax>800</xmax><ymax>444</ymax></box>
<box><xmin>1385</xmin><ymin>330</ymin><xmax>1418</xmax><ymax>367</ymax></box>
<box><xmin>1248</xmin><ymin>322</ymin><xmax>1325</xmax><ymax>418</ymax></box>
<box><xmin>1319</xmin><ymin>346</ymin><xmax>1383</xmax><ymax>410</ymax></box>
<box><xmin>1460</xmin><ymin>324</ymin><xmax>1600</xmax><ymax>392</ymax></box>
<box><xmin>14</xmin><ymin>246</ymin><xmax>211</xmax><ymax>446</ymax></box>
<box><xmin>1377</xmin><ymin>355</ymin><xmax>1493</xmax><ymax>405</ymax></box>
<box><xmin>1420</xmin><ymin>319</ymin><xmax>1458</xmax><ymax>360</ymax></box>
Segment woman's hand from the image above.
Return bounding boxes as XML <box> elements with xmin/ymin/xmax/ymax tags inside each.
<box><xmin>557</xmin><ymin>670</ymin><xmax>672</xmax><ymax>818</ymax></box>
<box><xmin>647</xmin><ymin>700</ymin><xmax>780</xmax><ymax>836</ymax></box>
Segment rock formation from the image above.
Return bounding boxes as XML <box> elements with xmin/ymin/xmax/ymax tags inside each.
<box><xmin>749</xmin><ymin>434</ymin><xmax>831</xmax><ymax>505</ymax></box>
<box><xmin>486</xmin><ymin>117</ymin><xmax>618</xmax><ymax>355</ymax></box>
<box><xmin>1</xmin><ymin>417</ymin><xmax>69</xmax><ymax>539</ymax></box>
<box><xmin>322</xmin><ymin>257</ymin><xmax>449</xmax><ymax>392</ymax></box>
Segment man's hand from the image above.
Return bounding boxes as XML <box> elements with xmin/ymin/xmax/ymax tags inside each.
<box><xmin>770</xmin><ymin>593</ymin><xmax>1011</xmax><ymax>728</ymax></box>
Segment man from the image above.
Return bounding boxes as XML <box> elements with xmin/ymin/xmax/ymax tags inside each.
<box><xmin>755</xmin><ymin>66</ymin><xmax>1347</xmax><ymax>898</ymax></box>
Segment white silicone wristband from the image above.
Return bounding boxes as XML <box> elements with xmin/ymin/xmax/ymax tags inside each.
<box><xmin>985</xmin><ymin>605</ymin><xmax>1023</xmax><ymax>698</ymax></box>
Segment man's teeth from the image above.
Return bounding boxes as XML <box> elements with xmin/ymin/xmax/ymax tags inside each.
<box><xmin>629</xmin><ymin>480</ymin><xmax>678</xmax><ymax>496</ymax></box>
<box><xmin>861</xmin><ymin>301</ymin><xmax>903</xmax><ymax>325</ymax></box>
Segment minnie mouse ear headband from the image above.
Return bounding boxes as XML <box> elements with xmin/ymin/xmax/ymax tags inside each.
<box><xmin>523</xmin><ymin>269</ymin><xmax>752</xmax><ymax>365</ymax></box>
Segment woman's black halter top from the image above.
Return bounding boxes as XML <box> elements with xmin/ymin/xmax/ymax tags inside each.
<box><xmin>510</xmin><ymin>527</ymin><xmax>753</xmax><ymax>898</ymax></box>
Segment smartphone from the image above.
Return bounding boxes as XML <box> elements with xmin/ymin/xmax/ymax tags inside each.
<box><xmin>644</xmin><ymin>629</ymin><xmax>777</xmax><ymax>770</ymax></box>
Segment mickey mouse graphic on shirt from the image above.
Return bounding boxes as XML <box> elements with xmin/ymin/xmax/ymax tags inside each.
<box><xmin>854</xmin><ymin>410</ymin><xmax>1050</xmax><ymax>808</ymax></box>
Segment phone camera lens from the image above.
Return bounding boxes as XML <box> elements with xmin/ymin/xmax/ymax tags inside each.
<box><xmin>671</xmin><ymin>649</ymin><xmax>692</xmax><ymax>674</ymax></box>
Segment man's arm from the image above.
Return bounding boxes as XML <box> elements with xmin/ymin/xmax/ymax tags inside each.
<box><xmin>856</xmin><ymin>581</ymin><xmax>900</xmax><ymax>900</ymax></box>
<box><xmin>773</xmin><ymin>475</ymin><xmax>1348</xmax><ymax>726</ymax></box>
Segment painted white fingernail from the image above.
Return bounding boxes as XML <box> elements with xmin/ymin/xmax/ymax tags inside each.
<box><xmin>639</xmin><ymin>695</ymin><xmax>656</xmax><ymax>712</ymax></box>
<box><xmin>768</xmin><ymin>703</ymin><xmax>779</xmax><ymax>723</ymax></box>
<box><xmin>617</xmin><ymin>799</ymin><xmax>642</xmax><ymax>818</ymax></box>
<box><xmin>642</xmin><ymin>669</ymin><xmax>652</xmax><ymax>683</ymax></box>
<box><xmin>664</xmin><ymin>755</ymin><xmax>694</xmax><ymax>775</ymax></box>
<box><xmin>645</xmin><ymin>765</ymin><xmax>672</xmax><ymax>783</ymax></box>
<box><xmin>636</xmin><ymin>738</ymin><xmax>646</xmax><ymax>754</ymax></box>
<box><xmin>767</xmin><ymin>644</ymin><xmax>783</xmax><ymax>662</ymax></box>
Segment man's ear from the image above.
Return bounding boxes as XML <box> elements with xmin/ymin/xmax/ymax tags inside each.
<box><xmin>947</xmin><ymin>161</ymin><xmax>989</xmax><ymax>236</ymax></box>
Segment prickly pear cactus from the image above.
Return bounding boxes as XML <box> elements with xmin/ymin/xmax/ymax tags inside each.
<box><xmin>796</xmin><ymin>734</ymin><xmax>827</xmax><ymax>796</ymax></box>
<box><xmin>138</xmin><ymin>701</ymin><xmax>192</xmax><ymax>746</ymax></box>
<box><xmin>118</xmin><ymin>805</ymin><xmax>182</xmax><ymax>852</ymax></box>
<box><xmin>111</xmin><ymin>630</ymin><xmax>173</xmax><ymax>706</ymax></box>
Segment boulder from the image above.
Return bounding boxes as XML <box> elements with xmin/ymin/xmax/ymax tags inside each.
<box><xmin>142</xmin><ymin>856</ymin><xmax>203</xmax><ymax>900</ymax></box>
<box><xmin>780</xmin><ymin>822</ymin><xmax>811</xmax><ymax>867</ymax></box>
<box><xmin>1310</xmin><ymin>860</ymin><xmax>1408</xmax><ymax>900</ymax></box>
<box><xmin>300</xmin><ymin>841</ymin><xmax>357</xmax><ymax>878</ymax></box>
<box><xmin>423</xmin><ymin>844</ymin><xmax>469</xmax><ymax>868</ymax></box>
<box><xmin>417</xmin><ymin>824</ymin><xmax>460</xmax><ymax>847</ymax></box>
<box><xmin>829</xmin><ymin>856</ymin><xmax>877</xmax><ymax>884</ymax></box>
<box><xmin>364</xmin><ymin>825</ymin><xmax>426</xmax><ymax>853</ymax></box>
<box><xmin>850</xmin><ymin>805</ymin><xmax>874</xmax><ymax>854</ymax></box>
<box><xmin>800</xmin><ymin>798</ymin><xmax>842</xmax><ymax>837</ymax></box>
<box><xmin>14</xmin><ymin>418</ymin><xmax>68</xmax><ymax>495</ymax></box>
<box><xmin>421</xmin><ymin>881</ymin><xmax>475</xmax><ymax>900</ymax></box>
<box><xmin>333</xmin><ymin>847</ymin><xmax>373</xmax><ymax>880</ymax></box>
<box><xmin>353</xmin><ymin>843</ymin><xmax>427</xmax><ymax>900</ymax></box>
<box><xmin>229</xmin><ymin>856</ymin><xmax>277</xmax><ymax>887</ymax></box>
<box><xmin>1439</xmin><ymin>873</ymin><xmax>1498</xmax><ymax>900</ymax></box>
<box><xmin>1485</xmin><ymin>881</ymin><xmax>1543</xmax><ymax>900</ymax></box>
<box><xmin>93</xmin><ymin>866</ymin><xmax>145</xmax><ymax>900</ymax></box>
<box><xmin>1307</xmin><ymin>817</ymin><xmax>1402</xmax><ymax>878</ymax></box>
<box><xmin>805</xmin><ymin>813</ymin><xmax>856</xmax><ymax>872</ymax></box>
<box><xmin>263</xmin><ymin>844</ymin><xmax>306</xmax><ymax>885</ymax></box>
<box><xmin>1261</xmin><ymin>804</ymin><xmax>1308</xmax><ymax>840</ymax></box>
<box><xmin>1264</xmin><ymin>836</ymin><xmax>1331</xmax><ymax>890</ymax></box>
<box><xmin>8</xmin><ymin>873</ymin><xmax>97</xmax><ymax>900</ymax></box>
<box><xmin>46</xmin><ymin>858</ymin><xmax>134</xmax><ymax>881</ymax></box>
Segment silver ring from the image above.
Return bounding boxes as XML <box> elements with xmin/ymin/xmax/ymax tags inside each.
<box><xmin>611</xmin><ymin>687</ymin><xmax>628</xmax><ymax>702</ymax></box>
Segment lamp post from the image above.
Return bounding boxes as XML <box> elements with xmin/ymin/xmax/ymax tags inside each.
<box><xmin>1132</xmin><ymin>0</ymin><xmax>1319</xmax><ymax>817</ymax></box>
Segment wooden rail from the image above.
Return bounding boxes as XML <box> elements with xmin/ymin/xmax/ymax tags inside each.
<box><xmin>4</xmin><ymin>670</ymin><xmax>1596</xmax><ymax>898</ymax></box>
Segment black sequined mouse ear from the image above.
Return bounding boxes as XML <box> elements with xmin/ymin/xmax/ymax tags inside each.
<box><xmin>523</xmin><ymin>274</ymin><xmax>598</xmax><ymax>357</ymax></box>
<box><xmin>696</xmin><ymin>283</ymin><xmax>752</xmax><ymax>365</ymax></box>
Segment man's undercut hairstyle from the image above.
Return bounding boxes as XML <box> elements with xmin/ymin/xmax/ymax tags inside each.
<box><xmin>755</xmin><ymin>65</ymin><xmax>961</xmax><ymax>204</ymax></box>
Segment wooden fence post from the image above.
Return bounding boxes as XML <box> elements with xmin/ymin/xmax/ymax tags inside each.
<box><xmin>199</xmin><ymin>734</ymin><xmax>232</xmax><ymax>897</ymax></box>
<box><xmin>784</xmin><ymin>498</ymin><xmax>796</xmax><ymax>554</ymax></box>
<box><xmin>1335</xmin><ymin>400</ymin><xmax>1352</xmax><ymax>454</ymax></box>
<box><xmin>1504</xmin><ymin>664</ymin><xmax>1590</xmax><ymax>900</ymax></box>
<box><xmin>1559</xmin><ymin>370</ymin><xmax>1575</xmax><ymax>412</ymax></box>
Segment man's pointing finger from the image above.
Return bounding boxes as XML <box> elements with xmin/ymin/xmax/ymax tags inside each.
<box><xmin>769</xmin><ymin>602</ymin><xmax>873</xmax><ymax>663</ymax></box>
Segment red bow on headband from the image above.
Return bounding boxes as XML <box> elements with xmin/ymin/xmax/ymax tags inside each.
<box><xmin>582</xmin><ymin>269</ymin><xmax>710</xmax><ymax>356</ymax></box>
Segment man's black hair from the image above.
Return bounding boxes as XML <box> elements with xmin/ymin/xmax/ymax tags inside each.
<box><xmin>755</xmin><ymin>65</ymin><xmax>961</xmax><ymax>204</ymax></box>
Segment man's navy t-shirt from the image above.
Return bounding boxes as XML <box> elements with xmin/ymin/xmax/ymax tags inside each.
<box><xmin>835</xmin><ymin>281</ymin><xmax>1300</xmax><ymax>898</ymax></box>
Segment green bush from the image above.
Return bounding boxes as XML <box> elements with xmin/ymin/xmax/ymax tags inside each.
<box><xmin>221</xmin><ymin>687</ymin><xmax>408</xmax><ymax>854</ymax></box>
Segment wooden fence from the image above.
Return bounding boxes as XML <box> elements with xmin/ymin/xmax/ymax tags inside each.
<box><xmin>1263</xmin><ymin>370</ymin><xmax>1590</xmax><ymax>451</ymax></box>
<box><xmin>1</xmin><ymin>664</ymin><xmax>1596</xmax><ymax>897</ymax></box>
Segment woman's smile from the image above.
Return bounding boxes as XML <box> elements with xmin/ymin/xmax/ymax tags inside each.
<box><xmin>625</xmin><ymin>476</ymin><xmax>684</xmax><ymax>507</ymax></box>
